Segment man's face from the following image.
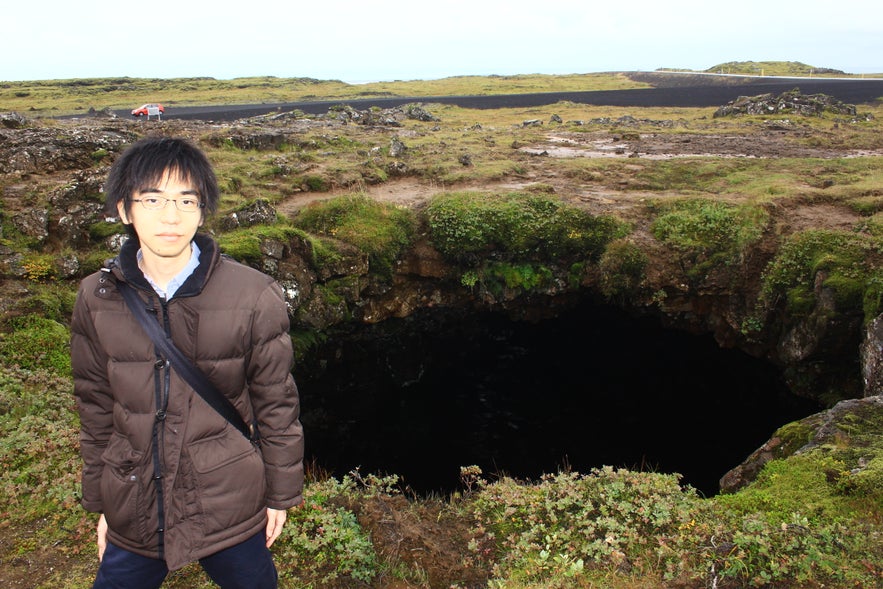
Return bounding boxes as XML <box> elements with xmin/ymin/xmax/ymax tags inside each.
<box><xmin>117</xmin><ymin>169</ymin><xmax>204</xmax><ymax>266</ymax></box>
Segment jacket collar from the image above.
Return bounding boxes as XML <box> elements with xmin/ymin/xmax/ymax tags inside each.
<box><xmin>109</xmin><ymin>233</ymin><xmax>219</xmax><ymax>298</ymax></box>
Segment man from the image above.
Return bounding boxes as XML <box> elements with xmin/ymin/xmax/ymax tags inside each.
<box><xmin>71</xmin><ymin>135</ymin><xmax>304</xmax><ymax>588</ymax></box>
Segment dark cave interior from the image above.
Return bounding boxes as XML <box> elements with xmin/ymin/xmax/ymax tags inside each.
<box><xmin>297</xmin><ymin>302</ymin><xmax>823</xmax><ymax>497</ymax></box>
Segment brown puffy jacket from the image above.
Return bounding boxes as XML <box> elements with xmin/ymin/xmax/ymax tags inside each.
<box><xmin>71</xmin><ymin>233</ymin><xmax>304</xmax><ymax>571</ymax></box>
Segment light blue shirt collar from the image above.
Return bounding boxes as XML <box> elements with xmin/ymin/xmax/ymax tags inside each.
<box><xmin>137</xmin><ymin>240</ymin><xmax>201</xmax><ymax>299</ymax></box>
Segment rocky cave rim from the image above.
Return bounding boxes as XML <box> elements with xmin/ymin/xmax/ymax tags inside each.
<box><xmin>2</xmin><ymin>94</ymin><xmax>881</xmax><ymax>407</ymax></box>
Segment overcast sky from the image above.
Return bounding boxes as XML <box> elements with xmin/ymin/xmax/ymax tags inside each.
<box><xmin>4</xmin><ymin>0</ymin><xmax>881</xmax><ymax>83</ymax></box>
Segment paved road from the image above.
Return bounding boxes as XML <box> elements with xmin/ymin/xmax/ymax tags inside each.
<box><xmin>113</xmin><ymin>77</ymin><xmax>883</xmax><ymax>122</ymax></box>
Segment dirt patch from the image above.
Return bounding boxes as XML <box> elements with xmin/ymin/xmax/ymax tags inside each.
<box><xmin>775</xmin><ymin>202</ymin><xmax>865</xmax><ymax>233</ymax></box>
<box><xmin>353</xmin><ymin>495</ymin><xmax>488</xmax><ymax>589</ymax></box>
<box><xmin>276</xmin><ymin>177</ymin><xmax>443</xmax><ymax>217</ymax></box>
<box><xmin>523</xmin><ymin>129</ymin><xmax>882</xmax><ymax>160</ymax></box>
<box><xmin>0</xmin><ymin>517</ymin><xmax>93</xmax><ymax>588</ymax></box>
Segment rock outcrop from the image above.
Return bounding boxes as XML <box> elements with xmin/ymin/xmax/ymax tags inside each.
<box><xmin>713</xmin><ymin>88</ymin><xmax>861</xmax><ymax>118</ymax></box>
<box><xmin>861</xmin><ymin>315</ymin><xmax>883</xmax><ymax>397</ymax></box>
<box><xmin>720</xmin><ymin>395</ymin><xmax>883</xmax><ymax>493</ymax></box>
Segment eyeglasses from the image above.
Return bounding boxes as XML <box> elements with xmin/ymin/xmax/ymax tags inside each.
<box><xmin>132</xmin><ymin>196</ymin><xmax>204</xmax><ymax>212</ymax></box>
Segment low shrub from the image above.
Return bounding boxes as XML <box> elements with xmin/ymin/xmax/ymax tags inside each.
<box><xmin>12</xmin><ymin>281</ymin><xmax>78</xmax><ymax>324</ymax></box>
<box><xmin>275</xmin><ymin>473</ymin><xmax>402</xmax><ymax>586</ymax></box>
<box><xmin>426</xmin><ymin>191</ymin><xmax>629</xmax><ymax>263</ymax></box>
<box><xmin>760</xmin><ymin>229</ymin><xmax>880</xmax><ymax>321</ymax></box>
<box><xmin>650</xmin><ymin>198</ymin><xmax>769</xmax><ymax>281</ymax></box>
<box><xmin>476</xmin><ymin>261</ymin><xmax>554</xmax><ymax>298</ymax></box>
<box><xmin>469</xmin><ymin>462</ymin><xmax>881</xmax><ymax>588</ymax></box>
<box><xmin>0</xmin><ymin>365</ymin><xmax>88</xmax><ymax>548</ymax></box>
<box><xmin>21</xmin><ymin>254</ymin><xmax>56</xmax><ymax>281</ymax></box>
<box><xmin>0</xmin><ymin>314</ymin><xmax>71</xmax><ymax>374</ymax></box>
<box><xmin>599</xmin><ymin>238</ymin><xmax>649</xmax><ymax>299</ymax></box>
<box><xmin>277</xmin><ymin>483</ymin><xmax>379</xmax><ymax>585</ymax></box>
<box><xmin>469</xmin><ymin>467</ymin><xmax>708</xmax><ymax>586</ymax></box>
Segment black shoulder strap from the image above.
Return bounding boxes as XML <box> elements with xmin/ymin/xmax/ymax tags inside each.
<box><xmin>116</xmin><ymin>280</ymin><xmax>254</xmax><ymax>441</ymax></box>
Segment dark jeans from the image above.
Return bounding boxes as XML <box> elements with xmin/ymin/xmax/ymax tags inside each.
<box><xmin>92</xmin><ymin>531</ymin><xmax>278</xmax><ymax>589</ymax></box>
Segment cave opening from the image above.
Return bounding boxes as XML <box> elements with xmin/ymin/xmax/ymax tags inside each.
<box><xmin>296</xmin><ymin>301</ymin><xmax>823</xmax><ymax>498</ymax></box>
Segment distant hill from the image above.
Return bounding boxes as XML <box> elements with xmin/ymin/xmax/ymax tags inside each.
<box><xmin>707</xmin><ymin>61</ymin><xmax>847</xmax><ymax>76</ymax></box>
<box><xmin>659</xmin><ymin>60</ymin><xmax>851</xmax><ymax>77</ymax></box>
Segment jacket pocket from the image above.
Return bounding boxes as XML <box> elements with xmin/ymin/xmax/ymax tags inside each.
<box><xmin>189</xmin><ymin>428</ymin><xmax>256</xmax><ymax>474</ymax></box>
<box><xmin>100</xmin><ymin>433</ymin><xmax>151</xmax><ymax>544</ymax></box>
<box><xmin>188</xmin><ymin>428</ymin><xmax>266</xmax><ymax>529</ymax></box>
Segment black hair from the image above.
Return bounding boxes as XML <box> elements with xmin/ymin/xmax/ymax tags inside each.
<box><xmin>104</xmin><ymin>135</ymin><xmax>220</xmax><ymax>220</ymax></box>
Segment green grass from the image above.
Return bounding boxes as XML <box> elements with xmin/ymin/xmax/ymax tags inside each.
<box><xmin>292</xmin><ymin>194</ymin><xmax>418</xmax><ymax>278</ymax></box>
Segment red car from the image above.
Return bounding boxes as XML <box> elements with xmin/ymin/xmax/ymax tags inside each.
<box><xmin>131</xmin><ymin>103</ymin><xmax>165</xmax><ymax>117</ymax></box>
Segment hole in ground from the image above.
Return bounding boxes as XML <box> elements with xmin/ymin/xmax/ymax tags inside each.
<box><xmin>298</xmin><ymin>301</ymin><xmax>822</xmax><ymax>497</ymax></box>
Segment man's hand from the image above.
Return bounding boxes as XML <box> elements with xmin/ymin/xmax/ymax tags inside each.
<box><xmin>97</xmin><ymin>513</ymin><xmax>108</xmax><ymax>561</ymax></box>
<box><xmin>265</xmin><ymin>507</ymin><xmax>287</xmax><ymax>548</ymax></box>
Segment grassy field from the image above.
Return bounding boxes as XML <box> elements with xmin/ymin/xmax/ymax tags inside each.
<box><xmin>0</xmin><ymin>72</ymin><xmax>648</xmax><ymax>116</ymax></box>
<box><xmin>2</xmin><ymin>59</ymin><xmax>880</xmax><ymax>116</ymax></box>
